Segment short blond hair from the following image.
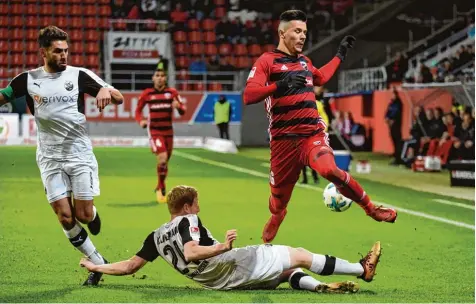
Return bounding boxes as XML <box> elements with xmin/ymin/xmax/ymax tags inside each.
<box><xmin>167</xmin><ymin>185</ymin><xmax>198</xmax><ymax>214</ymax></box>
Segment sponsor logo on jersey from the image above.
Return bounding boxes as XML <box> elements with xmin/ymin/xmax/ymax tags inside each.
<box><xmin>150</xmin><ymin>103</ymin><xmax>171</xmax><ymax>109</ymax></box>
<box><xmin>64</xmin><ymin>81</ymin><xmax>74</xmax><ymax>91</ymax></box>
<box><xmin>280</xmin><ymin>65</ymin><xmax>288</xmax><ymax>71</ymax></box>
<box><xmin>33</xmin><ymin>94</ymin><xmax>78</xmax><ymax>104</ymax></box>
<box><xmin>300</xmin><ymin>61</ymin><xmax>308</xmax><ymax>71</ymax></box>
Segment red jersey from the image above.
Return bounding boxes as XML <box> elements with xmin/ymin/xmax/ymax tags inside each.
<box><xmin>244</xmin><ymin>49</ymin><xmax>340</xmax><ymax>140</ymax></box>
<box><xmin>135</xmin><ymin>87</ymin><xmax>185</xmax><ymax>137</ymax></box>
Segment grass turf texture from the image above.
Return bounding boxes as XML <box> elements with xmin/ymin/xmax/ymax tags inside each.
<box><xmin>0</xmin><ymin>147</ymin><xmax>474</xmax><ymax>303</ymax></box>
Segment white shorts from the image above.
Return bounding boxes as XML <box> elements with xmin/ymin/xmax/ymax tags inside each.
<box><xmin>203</xmin><ymin>244</ymin><xmax>291</xmax><ymax>290</ymax></box>
<box><xmin>36</xmin><ymin>152</ymin><xmax>100</xmax><ymax>203</ymax></box>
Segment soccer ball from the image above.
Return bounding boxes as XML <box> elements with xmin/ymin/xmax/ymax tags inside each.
<box><xmin>323</xmin><ymin>183</ymin><xmax>353</xmax><ymax>212</ymax></box>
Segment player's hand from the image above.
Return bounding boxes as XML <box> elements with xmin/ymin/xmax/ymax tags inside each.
<box><xmin>79</xmin><ymin>257</ymin><xmax>96</xmax><ymax>272</ymax></box>
<box><xmin>276</xmin><ymin>74</ymin><xmax>307</xmax><ymax>90</ymax></box>
<box><xmin>172</xmin><ymin>99</ymin><xmax>180</xmax><ymax>109</ymax></box>
<box><xmin>139</xmin><ymin>120</ymin><xmax>148</xmax><ymax>128</ymax></box>
<box><xmin>223</xmin><ymin>229</ymin><xmax>237</xmax><ymax>251</ymax></box>
<box><xmin>336</xmin><ymin>35</ymin><xmax>356</xmax><ymax>61</ymax></box>
<box><xmin>96</xmin><ymin>88</ymin><xmax>112</xmax><ymax>112</ymax></box>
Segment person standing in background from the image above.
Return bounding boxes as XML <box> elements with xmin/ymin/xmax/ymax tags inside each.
<box><xmin>213</xmin><ymin>95</ymin><xmax>232</xmax><ymax>140</ymax></box>
<box><xmin>385</xmin><ymin>88</ymin><xmax>403</xmax><ymax>165</ymax></box>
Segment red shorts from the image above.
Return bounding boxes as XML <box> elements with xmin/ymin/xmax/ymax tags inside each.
<box><xmin>269</xmin><ymin>131</ymin><xmax>331</xmax><ymax>188</ymax></box>
<box><xmin>150</xmin><ymin>136</ymin><xmax>174</xmax><ymax>157</ymax></box>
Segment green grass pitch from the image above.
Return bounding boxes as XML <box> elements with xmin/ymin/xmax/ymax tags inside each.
<box><xmin>0</xmin><ymin>147</ymin><xmax>474</xmax><ymax>303</ymax></box>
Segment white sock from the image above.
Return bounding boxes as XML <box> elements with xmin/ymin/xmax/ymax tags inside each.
<box><xmin>334</xmin><ymin>258</ymin><xmax>364</xmax><ymax>276</ymax></box>
<box><xmin>309</xmin><ymin>254</ymin><xmax>326</xmax><ymax>274</ymax></box>
<box><xmin>63</xmin><ymin>223</ymin><xmax>105</xmax><ymax>265</ymax></box>
<box><xmin>92</xmin><ymin>205</ymin><xmax>97</xmax><ymax>221</ymax></box>
<box><xmin>289</xmin><ymin>268</ymin><xmax>322</xmax><ymax>291</ymax></box>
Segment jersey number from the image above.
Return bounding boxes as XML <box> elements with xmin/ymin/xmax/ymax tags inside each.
<box><xmin>162</xmin><ymin>240</ymin><xmax>189</xmax><ymax>274</ymax></box>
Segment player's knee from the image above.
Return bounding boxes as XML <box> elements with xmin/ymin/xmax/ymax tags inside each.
<box><xmin>157</xmin><ymin>154</ymin><xmax>168</xmax><ymax>165</ymax></box>
<box><xmin>57</xmin><ymin>212</ymin><xmax>75</xmax><ymax>229</ymax></box>
<box><xmin>75</xmin><ymin>208</ymin><xmax>94</xmax><ymax>224</ymax></box>
<box><xmin>316</xmin><ymin>165</ymin><xmax>339</xmax><ymax>180</ymax></box>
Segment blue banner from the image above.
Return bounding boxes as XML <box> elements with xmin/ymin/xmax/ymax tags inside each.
<box><xmin>193</xmin><ymin>93</ymin><xmax>242</xmax><ymax>123</ymax></box>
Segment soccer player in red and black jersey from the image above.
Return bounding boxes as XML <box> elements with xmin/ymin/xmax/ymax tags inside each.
<box><xmin>243</xmin><ymin>10</ymin><xmax>397</xmax><ymax>243</ymax></box>
<box><xmin>135</xmin><ymin>69</ymin><xmax>186</xmax><ymax>203</ymax></box>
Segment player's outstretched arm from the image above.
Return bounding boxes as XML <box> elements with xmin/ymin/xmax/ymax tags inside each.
<box><xmin>80</xmin><ymin>255</ymin><xmax>147</xmax><ymax>276</ymax></box>
<box><xmin>312</xmin><ymin>35</ymin><xmax>356</xmax><ymax>86</ymax></box>
<box><xmin>184</xmin><ymin>229</ymin><xmax>237</xmax><ymax>262</ymax></box>
<box><xmin>0</xmin><ymin>87</ymin><xmax>9</xmax><ymax>106</ymax></box>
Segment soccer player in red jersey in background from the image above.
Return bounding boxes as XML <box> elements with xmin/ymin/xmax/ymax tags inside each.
<box><xmin>135</xmin><ymin>69</ymin><xmax>186</xmax><ymax>204</ymax></box>
<box><xmin>243</xmin><ymin>10</ymin><xmax>397</xmax><ymax>243</ymax></box>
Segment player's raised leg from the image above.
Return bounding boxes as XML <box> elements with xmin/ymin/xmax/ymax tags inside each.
<box><xmin>305</xmin><ymin>135</ymin><xmax>397</xmax><ymax>222</ymax></box>
<box><xmin>282</xmin><ymin>241</ymin><xmax>381</xmax><ymax>293</ymax></box>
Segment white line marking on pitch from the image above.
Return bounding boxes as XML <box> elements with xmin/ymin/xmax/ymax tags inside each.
<box><xmin>175</xmin><ymin>151</ymin><xmax>475</xmax><ymax>231</ymax></box>
<box><xmin>431</xmin><ymin>199</ymin><xmax>475</xmax><ymax>210</ymax></box>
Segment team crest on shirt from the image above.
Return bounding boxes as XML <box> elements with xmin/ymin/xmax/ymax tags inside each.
<box><xmin>190</xmin><ymin>226</ymin><xmax>200</xmax><ymax>238</ymax></box>
<box><xmin>64</xmin><ymin>81</ymin><xmax>74</xmax><ymax>91</ymax></box>
<box><xmin>300</xmin><ymin>61</ymin><xmax>308</xmax><ymax>71</ymax></box>
<box><xmin>164</xmin><ymin>93</ymin><xmax>171</xmax><ymax>99</ymax></box>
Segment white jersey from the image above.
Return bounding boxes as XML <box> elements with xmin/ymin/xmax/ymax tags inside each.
<box><xmin>136</xmin><ymin>215</ymin><xmax>291</xmax><ymax>290</ymax></box>
<box><xmin>7</xmin><ymin>66</ymin><xmax>112</xmax><ymax>159</ymax></box>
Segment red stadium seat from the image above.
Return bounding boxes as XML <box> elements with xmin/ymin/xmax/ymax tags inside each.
<box><xmin>213</xmin><ymin>0</ymin><xmax>225</xmax><ymax>5</ymax></box>
<box><xmin>26</xmin><ymin>29</ymin><xmax>37</xmax><ymax>40</ymax></box>
<box><xmin>226</xmin><ymin>56</ymin><xmax>236</xmax><ymax>67</ymax></box>
<box><xmin>174</xmin><ymin>43</ymin><xmax>186</xmax><ymax>55</ymax></box>
<box><xmin>0</xmin><ymin>31</ymin><xmax>6</xmax><ymax>40</ymax></box>
<box><xmin>12</xmin><ymin>16</ymin><xmax>23</xmax><ymax>28</ymax></box>
<box><xmin>208</xmin><ymin>82</ymin><xmax>222</xmax><ymax>91</ymax></box>
<box><xmin>145</xmin><ymin>19</ymin><xmax>157</xmax><ymax>31</ymax></box>
<box><xmin>234</xmin><ymin>44</ymin><xmax>247</xmax><ymax>56</ymax></box>
<box><xmin>215</xmin><ymin>7</ymin><xmax>226</xmax><ymax>19</ymax></box>
<box><xmin>204</xmin><ymin>32</ymin><xmax>216</xmax><ymax>43</ymax></box>
<box><xmin>202</xmin><ymin>18</ymin><xmax>216</xmax><ymax>31</ymax></box>
<box><xmin>26</xmin><ymin>41</ymin><xmax>37</xmax><ymax>52</ymax></box>
<box><xmin>69</xmin><ymin>0</ymin><xmax>82</xmax><ymax>3</ymax></box>
<box><xmin>98</xmin><ymin>17</ymin><xmax>109</xmax><ymax>29</ymax></box>
<box><xmin>0</xmin><ymin>41</ymin><xmax>9</xmax><ymax>53</ymax></box>
<box><xmin>39</xmin><ymin>16</ymin><xmax>53</xmax><ymax>27</ymax></box>
<box><xmin>25</xmin><ymin>17</ymin><xmax>38</xmax><ymax>28</ymax></box>
<box><xmin>71</xmin><ymin>55</ymin><xmax>84</xmax><ymax>66</ymax></box>
<box><xmin>248</xmin><ymin>44</ymin><xmax>262</xmax><ymax>56</ymax></box>
<box><xmin>12</xmin><ymin>4</ymin><xmax>22</xmax><ymax>15</ymax></box>
<box><xmin>11</xmin><ymin>41</ymin><xmax>24</xmax><ymax>52</ymax></box>
<box><xmin>84</xmin><ymin>0</ymin><xmax>97</xmax><ymax>3</ymax></box>
<box><xmin>27</xmin><ymin>53</ymin><xmax>39</xmax><ymax>66</ymax></box>
<box><xmin>86</xmin><ymin>56</ymin><xmax>99</xmax><ymax>68</ymax></box>
<box><xmin>0</xmin><ymin>15</ymin><xmax>8</xmax><ymax>27</ymax></box>
<box><xmin>238</xmin><ymin>56</ymin><xmax>252</xmax><ymax>69</ymax></box>
<box><xmin>204</xmin><ymin>44</ymin><xmax>217</xmax><ymax>56</ymax></box>
<box><xmin>0</xmin><ymin>68</ymin><xmax>8</xmax><ymax>78</ymax></box>
<box><xmin>85</xmin><ymin>30</ymin><xmax>99</xmax><ymax>41</ymax></box>
<box><xmin>177</xmin><ymin>82</ymin><xmax>192</xmax><ymax>91</ymax></box>
<box><xmin>0</xmin><ymin>4</ymin><xmax>7</xmax><ymax>15</ymax></box>
<box><xmin>71</xmin><ymin>5</ymin><xmax>82</xmax><ymax>16</ymax></box>
<box><xmin>9</xmin><ymin>67</ymin><xmax>23</xmax><ymax>78</ymax></box>
<box><xmin>86</xmin><ymin>42</ymin><xmax>99</xmax><ymax>54</ymax></box>
<box><xmin>218</xmin><ymin>43</ymin><xmax>232</xmax><ymax>56</ymax></box>
<box><xmin>173</xmin><ymin>31</ymin><xmax>187</xmax><ymax>43</ymax></box>
<box><xmin>56</xmin><ymin>16</ymin><xmax>68</xmax><ymax>28</ymax></box>
<box><xmin>187</xmin><ymin>19</ymin><xmax>200</xmax><ymax>31</ymax></box>
<box><xmin>0</xmin><ymin>80</ymin><xmax>8</xmax><ymax>88</ymax></box>
<box><xmin>84</xmin><ymin>5</ymin><xmax>96</xmax><ymax>16</ymax></box>
<box><xmin>176</xmin><ymin>69</ymin><xmax>189</xmax><ymax>81</ymax></box>
<box><xmin>11</xmin><ymin>28</ymin><xmax>23</xmax><ymax>40</ymax></box>
<box><xmin>12</xmin><ymin>53</ymin><xmax>23</xmax><ymax>66</ymax></box>
<box><xmin>55</xmin><ymin>4</ymin><xmax>67</xmax><ymax>16</ymax></box>
<box><xmin>99</xmin><ymin>5</ymin><xmax>111</xmax><ymax>17</ymax></box>
<box><xmin>263</xmin><ymin>44</ymin><xmax>275</xmax><ymax>53</ymax></box>
<box><xmin>251</xmin><ymin>55</ymin><xmax>260</xmax><ymax>64</ymax></box>
<box><xmin>84</xmin><ymin>17</ymin><xmax>98</xmax><ymax>29</ymax></box>
<box><xmin>26</xmin><ymin>4</ymin><xmax>37</xmax><ymax>15</ymax></box>
<box><xmin>175</xmin><ymin>56</ymin><xmax>189</xmax><ymax>69</ymax></box>
<box><xmin>70</xmin><ymin>30</ymin><xmax>82</xmax><ymax>41</ymax></box>
<box><xmin>40</xmin><ymin>4</ymin><xmax>53</xmax><ymax>15</ymax></box>
<box><xmin>113</xmin><ymin>19</ymin><xmax>127</xmax><ymax>31</ymax></box>
<box><xmin>194</xmin><ymin>82</ymin><xmax>205</xmax><ymax>91</ymax></box>
<box><xmin>188</xmin><ymin>31</ymin><xmax>201</xmax><ymax>43</ymax></box>
<box><xmin>190</xmin><ymin>43</ymin><xmax>204</xmax><ymax>56</ymax></box>
<box><xmin>71</xmin><ymin>41</ymin><xmax>84</xmax><ymax>54</ymax></box>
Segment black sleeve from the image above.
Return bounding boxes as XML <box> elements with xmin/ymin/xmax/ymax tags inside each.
<box><xmin>10</xmin><ymin>72</ymin><xmax>28</xmax><ymax>99</ymax></box>
<box><xmin>78</xmin><ymin>70</ymin><xmax>104</xmax><ymax>97</ymax></box>
<box><xmin>178</xmin><ymin>217</ymin><xmax>193</xmax><ymax>245</ymax></box>
<box><xmin>135</xmin><ymin>232</ymin><xmax>160</xmax><ymax>262</ymax></box>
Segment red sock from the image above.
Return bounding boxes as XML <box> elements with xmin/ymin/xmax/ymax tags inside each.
<box><xmin>309</xmin><ymin>151</ymin><xmax>374</xmax><ymax>212</ymax></box>
<box><xmin>156</xmin><ymin>163</ymin><xmax>168</xmax><ymax>191</ymax></box>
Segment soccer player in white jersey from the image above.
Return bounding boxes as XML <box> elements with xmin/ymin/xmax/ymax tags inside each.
<box><xmin>80</xmin><ymin>185</ymin><xmax>382</xmax><ymax>292</ymax></box>
<box><xmin>0</xmin><ymin>26</ymin><xmax>124</xmax><ymax>286</ymax></box>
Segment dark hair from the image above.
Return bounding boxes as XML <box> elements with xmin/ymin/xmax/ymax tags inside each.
<box><xmin>38</xmin><ymin>26</ymin><xmax>68</xmax><ymax>48</ymax></box>
<box><xmin>155</xmin><ymin>68</ymin><xmax>166</xmax><ymax>73</ymax></box>
<box><xmin>279</xmin><ymin>10</ymin><xmax>307</xmax><ymax>22</ymax></box>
